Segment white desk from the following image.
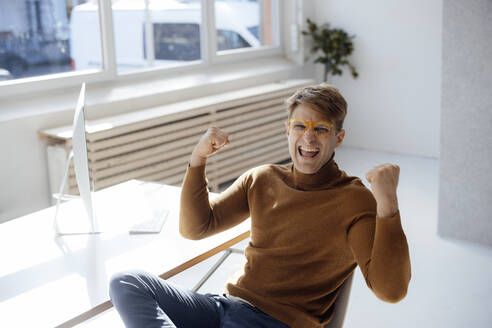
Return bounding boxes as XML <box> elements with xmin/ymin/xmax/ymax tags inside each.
<box><xmin>0</xmin><ymin>180</ymin><xmax>250</xmax><ymax>328</ymax></box>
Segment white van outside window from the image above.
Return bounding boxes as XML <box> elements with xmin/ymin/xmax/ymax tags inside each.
<box><xmin>152</xmin><ymin>23</ymin><xmax>201</xmax><ymax>60</ymax></box>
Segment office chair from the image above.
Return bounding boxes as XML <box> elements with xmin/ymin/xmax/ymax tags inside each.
<box><xmin>322</xmin><ymin>272</ymin><xmax>354</xmax><ymax>328</ymax></box>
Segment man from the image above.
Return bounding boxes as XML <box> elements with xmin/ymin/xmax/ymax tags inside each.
<box><xmin>110</xmin><ymin>84</ymin><xmax>411</xmax><ymax>328</ymax></box>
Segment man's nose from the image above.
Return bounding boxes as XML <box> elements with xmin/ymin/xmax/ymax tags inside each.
<box><xmin>303</xmin><ymin>125</ymin><xmax>317</xmax><ymax>142</ymax></box>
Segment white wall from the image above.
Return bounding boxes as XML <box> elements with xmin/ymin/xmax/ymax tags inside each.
<box><xmin>312</xmin><ymin>0</ymin><xmax>442</xmax><ymax>158</ymax></box>
<box><xmin>438</xmin><ymin>0</ymin><xmax>492</xmax><ymax>247</ymax></box>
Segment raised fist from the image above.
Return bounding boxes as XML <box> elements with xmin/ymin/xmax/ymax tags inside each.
<box><xmin>365</xmin><ymin>163</ymin><xmax>400</xmax><ymax>215</ymax></box>
<box><xmin>190</xmin><ymin>127</ymin><xmax>230</xmax><ymax>166</ymax></box>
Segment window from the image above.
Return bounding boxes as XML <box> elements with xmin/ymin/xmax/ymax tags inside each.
<box><xmin>215</xmin><ymin>0</ymin><xmax>276</xmax><ymax>53</ymax></box>
<box><xmin>111</xmin><ymin>0</ymin><xmax>203</xmax><ymax>73</ymax></box>
<box><xmin>0</xmin><ymin>0</ymin><xmax>102</xmax><ymax>80</ymax></box>
<box><xmin>0</xmin><ymin>0</ymin><xmax>281</xmax><ymax>85</ymax></box>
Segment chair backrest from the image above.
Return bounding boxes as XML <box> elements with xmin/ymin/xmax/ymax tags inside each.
<box><xmin>323</xmin><ymin>273</ymin><xmax>354</xmax><ymax>328</ymax></box>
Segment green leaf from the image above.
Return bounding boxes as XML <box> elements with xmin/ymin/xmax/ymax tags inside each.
<box><xmin>304</xmin><ymin>17</ymin><xmax>359</xmax><ymax>80</ymax></box>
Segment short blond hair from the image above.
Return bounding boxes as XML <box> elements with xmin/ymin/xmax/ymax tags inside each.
<box><xmin>285</xmin><ymin>83</ymin><xmax>347</xmax><ymax>131</ymax></box>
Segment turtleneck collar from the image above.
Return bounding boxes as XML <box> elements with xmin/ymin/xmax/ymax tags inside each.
<box><xmin>290</xmin><ymin>152</ymin><xmax>343</xmax><ymax>191</ymax></box>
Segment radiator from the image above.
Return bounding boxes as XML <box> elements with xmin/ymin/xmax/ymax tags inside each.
<box><xmin>39</xmin><ymin>79</ymin><xmax>313</xmax><ymax>197</ymax></box>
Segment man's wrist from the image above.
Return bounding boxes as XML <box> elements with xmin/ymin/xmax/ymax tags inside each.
<box><xmin>189</xmin><ymin>153</ymin><xmax>207</xmax><ymax>167</ymax></box>
<box><xmin>377</xmin><ymin>207</ymin><xmax>399</xmax><ymax>219</ymax></box>
<box><xmin>376</xmin><ymin>197</ymin><xmax>399</xmax><ymax>218</ymax></box>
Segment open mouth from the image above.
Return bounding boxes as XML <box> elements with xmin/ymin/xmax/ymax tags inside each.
<box><xmin>298</xmin><ymin>146</ymin><xmax>320</xmax><ymax>159</ymax></box>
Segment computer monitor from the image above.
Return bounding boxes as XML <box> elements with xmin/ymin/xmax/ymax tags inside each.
<box><xmin>72</xmin><ymin>83</ymin><xmax>99</xmax><ymax>233</ymax></box>
<box><xmin>54</xmin><ymin>83</ymin><xmax>100</xmax><ymax>234</ymax></box>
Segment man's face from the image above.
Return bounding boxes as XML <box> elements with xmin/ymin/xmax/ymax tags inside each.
<box><xmin>285</xmin><ymin>104</ymin><xmax>345</xmax><ymax>174</ymax></box>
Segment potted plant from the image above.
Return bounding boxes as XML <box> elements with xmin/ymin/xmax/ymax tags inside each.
<box><xmin>302</xmin><ymin>18</ymin><xmax>358</xmax><ymax>82</ymax></box>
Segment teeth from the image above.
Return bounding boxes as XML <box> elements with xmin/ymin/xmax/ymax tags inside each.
<box><xmin>299</xmin><ymin>146</ymin><xmax>319</xmax><ymax>152</ymax></box>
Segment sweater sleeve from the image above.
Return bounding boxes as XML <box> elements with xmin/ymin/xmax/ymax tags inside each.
<box><xmin>179</xmin><ymin>164</ymin><xmax>250</xmax><ymax>240</ymax></box>
<box><xmin>347</xmin><ymin>211</ymin><xmax>411</xmax><ymax>303</ymax></box>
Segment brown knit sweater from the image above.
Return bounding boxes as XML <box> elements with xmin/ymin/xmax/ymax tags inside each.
<box><xmin>179</xmin><ymin>154</ymin><xmax>411</xmax><ymax>328</ymax></box>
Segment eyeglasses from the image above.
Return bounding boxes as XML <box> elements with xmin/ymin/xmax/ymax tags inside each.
<box><xmin>288</xmin><ymin>118</ymin><xmax>334</xmax><ymax>138</ymax></box>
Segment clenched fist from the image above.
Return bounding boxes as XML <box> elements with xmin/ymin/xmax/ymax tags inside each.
<box><xmin>365</xmin><ymin>163</ymin><xmax>400</xmax><ymax>218</ymax></box>
<box><xmin>190</xmin><ymin>127</ymin><xmax>230</xmax><ymax>167</ymax></box>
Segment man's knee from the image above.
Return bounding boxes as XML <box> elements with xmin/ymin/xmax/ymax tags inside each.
<box><xmin>109</xmin><ymin>270</ymin><xmax>151</xmax><ymax>299</ymax></box>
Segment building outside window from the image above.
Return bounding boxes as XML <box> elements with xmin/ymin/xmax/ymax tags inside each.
<box><xmin>0</xmin><ymin>0</ymin><xmax>100</xmax><ymax>80</ymax></box>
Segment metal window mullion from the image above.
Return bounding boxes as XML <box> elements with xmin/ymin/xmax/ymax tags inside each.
<box><xmin>259</xmin><ymin>0</ymin><xmax>264</xmax><ymax>45</ymax></box>
<box><xmin>200</xmin><ymin>0</ymin><xmax>208</xmax><ymax>65</ymax></box>
<box><xmin>273</xmin><ymin>0</ymin><xmax>281</xmax><ymax>47</ymax></box>
<box><xmin>202</xmin><ymin>0</ymin><xmax>217</xmax><ymax>66</ymax></box>
<box><xmin>144</xmin><ymin>0</ymin><xmax>155</xmax><ymax>67</ymax></box>
<box><xmin>99</xmin><ymin>0</ymin><xmax>117</xmax><ymax>78</ymax></box>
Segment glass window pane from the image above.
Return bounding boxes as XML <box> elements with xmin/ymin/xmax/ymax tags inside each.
<box><xmin>153</xmin><ymin>23</ymin><xmax>201</xmax><ymax>61</ymax></box>
<box><xmin>217</xmin><ymin>29</ymin><xmax>249</xmax><ymax>51</ymax></box>
<box><xmin>215</xmin><ymin>0</ymin><xmax>276</xmax><ymax>53</ymax></box>
<box><xmin>112</xmin><ymin>0</ymin><xmax>202</xmax><ymax>73</ymax></box>
<box><xmin>0</xmin><ymin>0</ymin><xmax>103</xmax><ymax>82</ymax></box>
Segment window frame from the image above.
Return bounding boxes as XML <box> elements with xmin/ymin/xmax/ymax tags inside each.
<box><xmin>0</xmin><ymin>0</ymin><xmax>284</xmax><ymax>98</ymax></box>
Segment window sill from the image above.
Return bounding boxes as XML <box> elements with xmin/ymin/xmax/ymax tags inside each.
<box><xmin>0</xmin><ymin>56</ymin><xmax>305</xmax><ymax>123</ymax></box>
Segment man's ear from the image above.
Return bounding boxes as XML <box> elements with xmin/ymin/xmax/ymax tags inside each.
<box><xmin>285</xmin><ymin>121</ymin><xmax>290</xmax><ymax>136</ymax></box>
<box><xmin>335</xmin><ymin>129</ymin><xmax>345</xmax><ymax>147</ymax></box>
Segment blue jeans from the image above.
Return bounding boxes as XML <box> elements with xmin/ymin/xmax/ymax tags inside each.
<box><xmin>109</xmin><ymin>270</ymin><xmax>291</xmax><ymax>328</ymax></box>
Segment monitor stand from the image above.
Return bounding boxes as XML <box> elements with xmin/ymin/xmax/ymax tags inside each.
<box><xmin>52</xmin><ymin>150</ymin><xmax>101</xmax><ymax>235</ymax></box>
